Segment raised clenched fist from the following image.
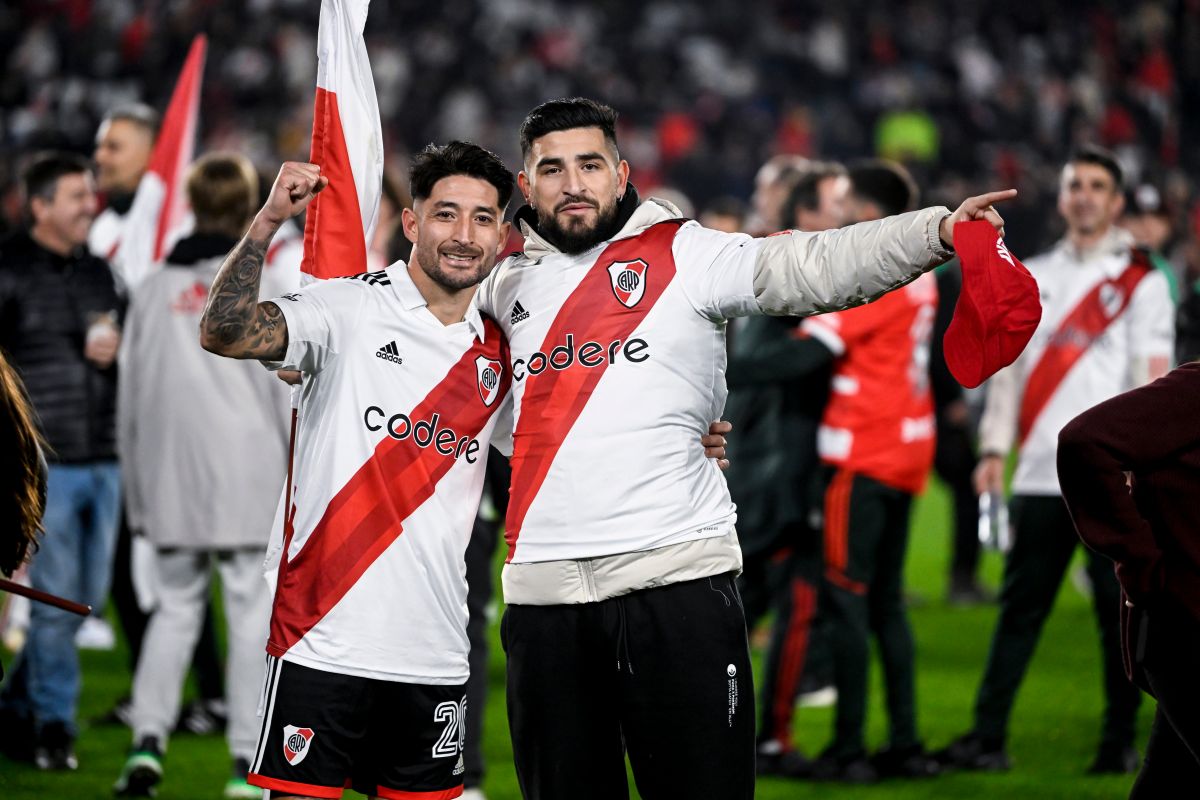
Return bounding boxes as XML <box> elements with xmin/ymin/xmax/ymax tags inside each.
<box><xmin>261</xmin><ymin>162</ymin><xmax>329</xmax><ymax>227</ymax></box>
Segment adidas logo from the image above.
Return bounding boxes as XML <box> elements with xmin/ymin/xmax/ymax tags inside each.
<box><xmin>453</xmin><ymin>753</ymin><xmax>464</xmax><ymax>776</ymax></box>
<box><xmin>375</xmin><ymin>341</ymin><xmax>403</xmax><ymax>365</ymax></box>
<box><xmin>510</xmin><ymin>300</ymin><xmax>530</xmax><ymax>325</ymax></box>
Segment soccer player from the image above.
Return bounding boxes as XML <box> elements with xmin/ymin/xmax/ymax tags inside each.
<box><xmin>935</xmin><ymin>146</ymin><xmax>1174</xmax><ymax>774</ymax></box>
<box><xmin>478</xmin><ymin>97</ymin><xmax>1014</xmax><ymax>799</ymax></box>
<box><xmin>200</xmin><ymin>142</ymin><xmax>516</xmax><ymax>800</ymax></box>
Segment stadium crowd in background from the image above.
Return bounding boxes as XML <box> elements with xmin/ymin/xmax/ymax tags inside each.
<box><xmin>2</xmin><ymin>0</ymin><xmax>1199</xmax><ymax>266</ymax></box>
<box><xmin>0</xmin><ymin>0</ymin><xmax>1198</xmax><ymax>797</ymax></box>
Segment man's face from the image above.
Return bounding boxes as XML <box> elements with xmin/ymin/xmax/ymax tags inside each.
<box><xmin>518</xmin><ymin>127</ymin><xmax>629</xmax><ymax>255</ymax></box>
<box><xmin>94</xmin><ymin>119</ymin><xmax>154</xmax><ymax>194</ymax></box>
<box><xmin>31</xmin><ymin>172</ymin><xmax>98</xmax><ymax>249</ymax></box>
<box><xmin>1058</xmin><ymin>162</ymin><xmax>1124</xmax><ymax>238</ymax></box>
<box><xmin>795</xmin><ymin>175</ymin><xmax>851</xmax><ymax>232</ymax></box>
<box><xmin>403</xmin><ymin>175</ymin><xmax>509</xmax><ymax>291</ymax></box>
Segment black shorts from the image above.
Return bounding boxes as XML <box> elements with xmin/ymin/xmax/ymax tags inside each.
<box><xmin>249</xmin><ymin>656</ymin><xmax>467</xmax><ymax>799</ymax></box>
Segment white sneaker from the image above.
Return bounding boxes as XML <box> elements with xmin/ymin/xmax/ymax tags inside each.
<box><xmin>796</xmin><ymin>685</ymin><xmax>838</xmax><ymax>708</ymax></box>
<box><xmin>76</xmin><ymin>617</ymin><xmax>117</xmax><ymax>650</ymax></box>
<box><xmin>461</xmin><ymin>789</ymin><xmax>487</xmax><ymax>800</ymax></box>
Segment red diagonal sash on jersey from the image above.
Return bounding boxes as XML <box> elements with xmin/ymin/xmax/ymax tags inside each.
<box><xmin>267</xmin><ymin>319</ymin><xmax>510</xmax><ymax>657</ymax></box>
<box><xmin>1017</xmin><ymin>252</ymin><xmax>1151</xmax><ymax>445</ymax></box>
<box><xmin>504</xmin><ymin>221</ymin><xmax>683</xmax><ymax>561</ymax></box>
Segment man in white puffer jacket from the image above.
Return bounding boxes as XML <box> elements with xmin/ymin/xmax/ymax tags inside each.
<box><xmin>482</xmin><ymin>97</ymin><xmax>1018</xmax><ymax>800</ymax></box>
<box><xmin>114</xmin><ymin>153</ymin><xmax>294</xmax><ymax>800</ymax></box>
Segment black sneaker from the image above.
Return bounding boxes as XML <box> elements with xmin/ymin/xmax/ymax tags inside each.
<box><xmin>1087</xmin><ymin>744</ymin><xmax>1139</xmax><ymax>775</ymax></box>
<box><xmin>756</xmin><ymin>743</ymin><xmax>812</xmax><ymax>777</ymax></box>
<box><xmin>175</xmin><ymin>698</ymin><xmax>228</xmax><ymax>735</ymax></box>
<box><xmin>33</xmin><ymin>721</ymin><xmax>78</xmax><ymax>771</ymax></box>
<box><xmin>932</xmin><ymin>732</ymin><xmax>1011</xmax><ymax>771</ymax></box>
<box><xmin>947</xmin><ymin>581</ymin><xmax>996</xmax><ymax>606</ymax></box>
<box><xmin>0</xmin><ymin>706</ymin><xmax>35</xmax><ymax>762</ymax></box>
<box><xmin>113</xmin><ymin>735</ymin><xmax>164</xmax><ymax>796</ymax></box>
<box><xmin>871</xmin><ymin>744</ymin><xmax>941</xmax><ymax>778</ymax></box>
<box><xmin>811</xmin><ymin>749</ymin><xmax>878</xmax><ymax>783</ymax></box>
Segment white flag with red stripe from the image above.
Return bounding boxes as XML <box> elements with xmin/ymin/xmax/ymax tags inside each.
<box><xmin>112</xmin><ymin>35</ymin><xmax>206</xmax><ymax>291</ymax></box>
<box><xmin>267</xmin><ymin>0</ymin><xmax>384</xmax><ymax>591</ymax></box>
<box><xmin>300</xmin><ymin>0</ymin><xmax>383</xmax><ymax>281</ymax></box>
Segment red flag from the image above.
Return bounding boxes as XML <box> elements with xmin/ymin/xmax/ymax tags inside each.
<box><xmin>301</xmin><ymin>0</ymin><xmax>383</xmax><ymax>280</ymax></box>
<box><xmin>112</xmin><ymin>35</ymin><xmax>207</xmax><ymax>289</ymax></box>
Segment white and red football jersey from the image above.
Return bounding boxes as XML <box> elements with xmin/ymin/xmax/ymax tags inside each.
<box><xmin>476</xmin><ymin>217</ymin><xmax>763</xmax><ymax>565</ymax></box>
<box><xmin>801</xmin><ymin>272</ymin><xmax>938</xmax><ymax>494</ymax></box>
<box><xmin>996</xmin><ymin>232</ymin><xmax>1174</xmax><ymax>495</ymax></box>
<box><xmin>262</xmin><ymin>262</ymin><xmax>511</xmax><ymax>683</ymax></box>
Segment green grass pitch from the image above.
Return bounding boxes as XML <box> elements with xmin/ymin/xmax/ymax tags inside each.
<box><xmin>0</xmin><ymin>479</ymin><xmax>1149</xmax><ymax>798</ymax></box>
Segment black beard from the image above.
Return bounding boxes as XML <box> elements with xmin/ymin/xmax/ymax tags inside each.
<box><xmin>415</xmin><ymin>243</ymin><xmax>487</xmax><ymax>290</ymax></box>
<box><xmin>537</xmin><ymin>201</ymin><xmax>621</xmax><ymax>255</ymax></box>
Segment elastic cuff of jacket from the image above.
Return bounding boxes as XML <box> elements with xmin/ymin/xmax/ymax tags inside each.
<box><xmin>928</xmin><ymin>212</ymin><xmax>955</xmax><ymax>259</ymax></box>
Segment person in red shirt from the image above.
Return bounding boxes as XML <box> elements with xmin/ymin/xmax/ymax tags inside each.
<box><xmin>798</xmin><ymin>161</ymin><xmax>940</xmax><ymax>782</ymax></box>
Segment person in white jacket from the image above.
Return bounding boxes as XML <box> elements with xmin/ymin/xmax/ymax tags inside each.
<box><xmin>114</xmin><ymin>153</ymin><xmax>294</xmax><ymax>799</ymax></box>
<box><xmin>482</xmin><ymin>97</ymin><xmax>1016</xmax><ymax>799</ymax></box>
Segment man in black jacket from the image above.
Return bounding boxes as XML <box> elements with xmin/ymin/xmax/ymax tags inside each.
<box><xmin>0</xmin><ymin>152</ymin><xmax>123</xmax><ymax>771</ymax></box>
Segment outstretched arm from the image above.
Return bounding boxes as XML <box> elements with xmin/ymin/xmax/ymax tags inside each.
<box><xmin>751</xmin><ymin>190</ymin><xmax>1017</xmax><ymax>317</ymax></box>
<box><xmin>199</xmin><ymin>162</ymin><xmax>327</xmax><ymax>359</ymax></box>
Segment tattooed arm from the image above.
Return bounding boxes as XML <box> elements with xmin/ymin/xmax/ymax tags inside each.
<box><xmin>199</xmin><ymin>162</ymin><xmax>327</xmax><ymax>359</ymax></box>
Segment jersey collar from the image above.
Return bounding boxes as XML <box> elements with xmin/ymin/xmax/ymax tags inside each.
<box><xmin>389</xmin><ymin>260</ymin><xmax>488</xmax><ymax>341</ymax></box>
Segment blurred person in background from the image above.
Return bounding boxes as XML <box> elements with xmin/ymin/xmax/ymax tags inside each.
<box><xmin>724</xmin><ymin>160</ymin><xmax>848</xmax><ymax>778</ymax></box>
<box><xmin>797</xmin><ymin>161</ymin><xmax>940</xmax><ymax>782</ymax></box>
<box><xmin>936</xmin><ymin>146</ymin><xmax>1174</xmax><ymax>775</ymax></box>
<box><xmin>0</xmin><ymin>152</ymin><xmax>122</xmax><ymax>771</ymax></box>
<box><xmin>84</xmin><ymin>104</ymin><xmax>157</xmax><ymax>660</ymax></box>
<box><xmin>747</xmin><ymin>154</ymin><xmax>809</xmax><ymax>235</ymax></box>
<box><xmin>928</xmin><ymin>257</ymin><xmax>989</xmax><ymax>604</ymax></box>
<box><xmin>698</xmin><ymin>196</ymin><xmax>747</xmax><ymax>234</ymax></box>
<box><xmin>90</xmin><ymin>104</ymin><xmax>159</xmax><ymax>283</ymax></box>
<box><xmin>1058</xmin><ymin>363</ymin><xmax>1200</xmax><ymax>797</ymax></box>
<box><xmin>1118</xmin><ymin>183</ymin><xmax>1200</xmax><ymax>365</ymax></box>
<box><xmin>90</xmin><ymin>104</ymin><xmax>232</xmax><ymax>737</ymax></box>
<box><xmin>112</xmin><ymin>153</ymin><xmax>291</xmax><ymax>799</ymax></box>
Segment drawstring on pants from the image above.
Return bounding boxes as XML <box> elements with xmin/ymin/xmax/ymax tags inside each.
<box><xmin>615</xmin><ymin>598</ymin><xmax>635</xmax><ymax>675</ymax></box>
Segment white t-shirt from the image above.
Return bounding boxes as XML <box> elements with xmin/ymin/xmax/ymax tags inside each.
<box><xmin>262</xmin><ymin>262</ymin><xmax>511</xmax><ymax>683</ymax></box>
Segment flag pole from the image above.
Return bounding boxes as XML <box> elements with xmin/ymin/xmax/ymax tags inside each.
<box><xmin>0</xmin><ymin>578</ymin><xmax>92</xmax><ymax>616</ymax></box>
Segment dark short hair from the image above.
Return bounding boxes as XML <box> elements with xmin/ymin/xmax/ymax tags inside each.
<box><xmin>784</xmin><ymin>161</ymin><xmax>847</xmax><ymax>227</ymax></box>
<box><xmin>22</xmin><ymin>151</ymin><xmax>92</xmax><ymax>214</ymax></box>
<box><xmin>519</xmin><ymin>98</ymin><xmax>619</xmax><ymax>161</ymax></box>
<box><xmin>848</xmin><ymin>159</ymin><xmax>918</xmax><ymax>217</ymax></box>
<box><xmin>701</xmin><ymin>196</ymin><xmax>747</xmax><ymax>222</ymax></box>
<box><xmin>1067</xmin><ymin>145</ymin><xmax>1124</xmax><ymax>191</ymax></box>
<box><xmin>409</xmin><ymin>141</ymin><xmax>514</xmax><ymax>211</ymax></box>
<box><xmin>101</xmin><ymin>103</ymin><xmax>160</xmax><ymax>138</ymax></box>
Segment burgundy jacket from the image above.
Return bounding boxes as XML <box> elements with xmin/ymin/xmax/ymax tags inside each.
<box><xmin>1058</xmin><ymin>362</ymin><xmax>1200</xmax><ymax>685</ymax></box>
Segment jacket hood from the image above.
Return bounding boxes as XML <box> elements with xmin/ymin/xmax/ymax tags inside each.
<box><xmin>514</xmin><ymin>185</ymin><xmax>685</xmax><ymax>260</ymax></box>
<box><xmin>165</xmin><ymin>232</ymin><xmax>240</xmax><ymax>266</ymax></box>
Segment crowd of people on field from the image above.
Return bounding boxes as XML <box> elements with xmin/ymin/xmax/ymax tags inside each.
<box><xmin>1</xmin><ymin>1</ymin><xmax>1199</xmax><ymax>798</ymax></box>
